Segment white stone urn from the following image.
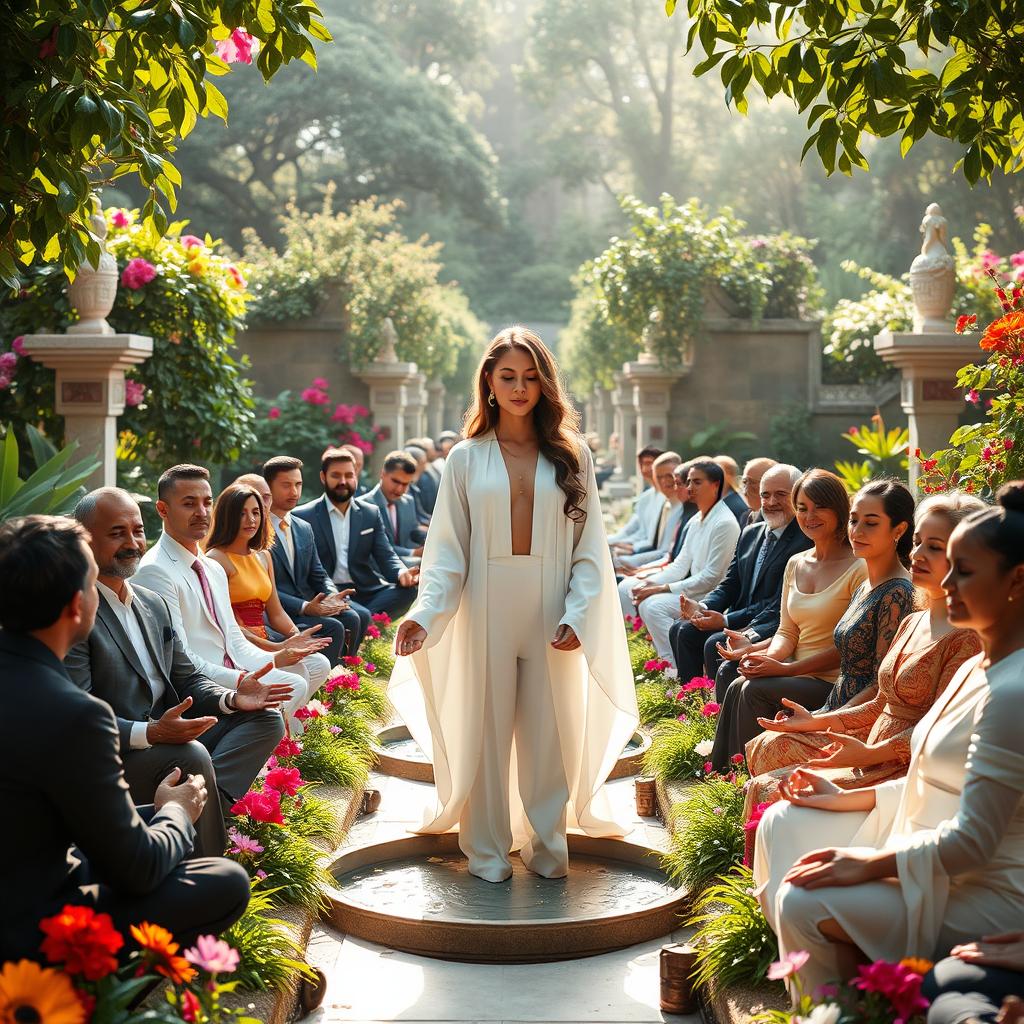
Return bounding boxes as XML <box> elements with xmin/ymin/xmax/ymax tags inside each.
<box><xmin>909</xmin><ymin>202</ymin><xmax>956</xmax><ymax>333</ymax></box>
<box><xmin>67</xmin><ymin>201</ymin><xmax>118</xmax><ymax>335</ymax></box>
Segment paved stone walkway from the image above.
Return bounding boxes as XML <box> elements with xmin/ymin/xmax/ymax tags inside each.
<box><xmin>306</xmin><ymin>773</ymin><xmax>699</xmax><ymax>1024</ymax></box>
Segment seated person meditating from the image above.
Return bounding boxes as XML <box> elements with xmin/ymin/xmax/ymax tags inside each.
<box><xmin>708</xmin><ymin>469</ymin><xmax>868</xmax><ymax>771</ymax></box>
<box><xmin>618</xmin><ymin>459</ymin><xmax>741</xmax><ymax>667</ymax></box>
<box><xmin>66</xmin><ymin>488</ymin><xmax>291</xmax><ymax>858</ymax></box>
<box><xmin>754</xmin><ymin>482</ymin><xmax>1024</xmax><ymax>999</ymax></box>
<box><xmin>294</xmin><ymin>448</ymin><xmax>419</xmax><ymax>620</ymax></box>
<box><xmin>613</xmin><ymin>451</ymin><xmax>687</xmax><ymax>571</ymax></box>
<box><xmin>608</xmin><ymin>445</ymin><xmax>664</xmax><ymax>551</ymax></box>
<box><xmin>742</xmin><ymin>491</ymin><xmax>985</xmax><ymax>819</ymax></box>
<box><xmin>0</xmin><ymin>515</ymin><xmax>250</xmax><ymax>962</ymax></box>
<box><xmin>669</xmin><ymin>463</ymin><xmax>811</xmax><ymax>697</ymax></box>
<box><xmin>925</xmin><ymin>929</ymin><xmax>1024</xmax><ymax>1024</ymax></box>
<box><xmin>205</xmin><ymin>482</ymin><xmax>331</xmax><ymax>691</ymax></box>
<box><xmin>364</xmin><ymin>450</ymin><xmax>426</xmax><ymax>566</ymax></box>
<box><xmin>262</xmin><ymin>455</ymin><xmax>366</xmax><ymax>660</ymax></box>
<box><xmin>135</xmin><ymin>464</ymin><xmax>320</xmax><ymax>720</ymax></box>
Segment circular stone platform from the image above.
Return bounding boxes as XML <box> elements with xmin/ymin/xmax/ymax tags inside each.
<box><xmin>374</xmin><ymin>725</ymin><xmax>651</xmax><ymax>784</ymax></box>
<box><xmin>325</xmin><ymin>833</ymin><xmax>684</xmax><ymax>963</ymax></box>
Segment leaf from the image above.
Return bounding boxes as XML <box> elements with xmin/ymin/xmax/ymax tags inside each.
<box><xmin>0</xmin><ymin>427</ymin><xmax>21</xmax><ymax>506</ymax></box>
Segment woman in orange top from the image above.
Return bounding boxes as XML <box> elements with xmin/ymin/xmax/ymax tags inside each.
<box><xmin>206</xmin><ymin>483</ymin><xmax>332</xmax><ymax>706</ymax></box>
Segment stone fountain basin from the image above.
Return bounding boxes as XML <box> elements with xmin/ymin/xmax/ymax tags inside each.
<box><xmin>325</xmin><ymin>832</ymin><xmax>685</xmax><ymax>963</ymax></box>
<box><xmin>374</xmin><ymin>725</ymin><xmax>651</xmax><ymax>784</ymax></box>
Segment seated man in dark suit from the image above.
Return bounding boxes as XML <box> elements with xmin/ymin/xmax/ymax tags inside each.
<box><xmin>364</xmin><ymin>450</ymin><xmax>424</xmax><ymax>567</ymax></box>
<box><xmin>0</xmin><ymin>515</ymin><xmax>249</xmax><ymax>962</ymax></box>
<box><xmin>263</xmin><ymin>456</ymin><xmax>364</xmax><ymax>660</ymax></box>
<box><xmin>294</xmin><ymin>448</ymin><xmax>418</xmax><ymax>621</ymax></box>
<box><xmin>67</xmin><ymin>488</ymin><xmax>288</xmax><ymax>857</ymax></box>
<box><xmin>669</xmin><ymin>464</ymin><xmax>811</xmax><ymax>699</ymax></box>
<box><xmin>402</xmin><ymin>445</ymin><xmax>433</xmax><ymax>530</ymax></box>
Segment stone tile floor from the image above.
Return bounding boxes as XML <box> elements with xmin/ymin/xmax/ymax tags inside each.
<box><xmin>306</xmin><ymin>772</ymin><xmax>699</xmax><ymax>1024</ymax></box>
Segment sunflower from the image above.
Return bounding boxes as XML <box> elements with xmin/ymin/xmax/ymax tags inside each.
<box><xmin>0</xmin><ymin>960</ymin><xmax>86</xmax><ymax>1024</ymax></box>
<box><xmin>129</xmin><ymin>924</ymin><xmax>197</xmax><ymax>986</ymax></box>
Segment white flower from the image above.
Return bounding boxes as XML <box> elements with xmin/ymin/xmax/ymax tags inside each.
<box><xmin>694</xmin><ymin>739</ymin><xmax>714</xmax><ymax>757</ymax></box>
<box><xmin>797</xmin><ymin>1004</ymin><xmax>841</xmax><ymax>1024</ymax></box>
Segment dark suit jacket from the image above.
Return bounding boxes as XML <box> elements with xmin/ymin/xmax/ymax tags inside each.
<box><xmin>724</xmin><ymin>489</ymin><xmax>750</xmax><ymax>526</ymax></box>
<box><xmin>0</xmin><ymin>630</ymin><xmax>194</xmax><ymax>960</ymax></box>
<box><xmin>294</xmin><ymin>494</ymin><xmax>407</xmax><ymax>598</ymax></box>
<box><xmin>364</xmin><ymin>485</ymin><xmax>421</xmax><ymax>560</ymax></box>
<box><xmin>65</xmin><ymin>585</ymin><xmax>226</xmax><ymax>751</ymax></box>
<box><xmin>702</xmin><ymin>517</ymin><xmax>813</xmax><ymax>638</ymax></box>
<box><xmin>269</xmin><ymin>513</ymin><xmax>339</xmax><ymax>619</ymax></box>
<box><xmin>416</xmin><ymin>469</ymin><xmax>439</xmax><ymax>515</ymax></box>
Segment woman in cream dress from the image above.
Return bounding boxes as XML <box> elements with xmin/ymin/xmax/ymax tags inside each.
<box><xmin>390</xmin><ymin>327</ymin><xmax>639</xmax><ymax>883</ymax></box>
<box><xmin>755</xmin><ymin>482</ymin><xmax>1024</xmax><ymax>997</ymax></box>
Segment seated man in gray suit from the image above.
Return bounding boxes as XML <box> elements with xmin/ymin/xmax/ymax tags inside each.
<box><xmin>364</xmin><ymin>450</ymin><xmax>424</xmax><ymax>567</ymax></box>
<box><xmin>66</xmin><ymin>488</ymin><xmax>289</xmax><ymax>857</ymax></box>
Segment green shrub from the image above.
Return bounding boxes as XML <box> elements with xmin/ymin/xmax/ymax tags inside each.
<box><xmin>361</xmin><ymin>634</ymin><xmax>396</xmax><ymax>681</ymax></box>
<box><xmin>662</xmin><ymin>776</ymin><xmax>747</xmax><ymax>892</ymax></box>
<box><xmin>642</xmin><ymin>698</ymin><xmax>719</xmax><ymax>782</ymax></box>
<box><xmin>336</xmin><ymin>676</ymin><xmax>392</xmax><ymax>724</ymax></box>
<box><xmin>688</xmin><ymin>866</ymin><xmax>781</xmax><ymax>993</ymax></box>
<box><xmin>285</xmin><ymin>787</ymin><xmax>345</xmax><ymax>846</ymax></box>
<box><xmin>293</xmin><ymin>720</ymin><xmax>372</xmax><ymax>789</ymax></box>
<box><xmin>234</xmin><ymin>821</ymin><xmax>330</xmax><ymax>913</ymax></box>
<box><xmin>322</xmin><ymin>706</ymin><xmax>376</xmax><ymax>752</ymax></box>
<box><xmin>0</xmin><ymin>424</ymin><xmax>100</xmax><ymax>520</ymax></box>
<box><xmin>635</xmin><ymin>680</ymin><xmax>681</xmax><ymax>726</ymax></box>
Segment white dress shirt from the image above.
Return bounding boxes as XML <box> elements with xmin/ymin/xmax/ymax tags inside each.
<box><xmin>325</xmin><ymin>495</ymin><xmax>352</xmax><ymax>584</ymax></box>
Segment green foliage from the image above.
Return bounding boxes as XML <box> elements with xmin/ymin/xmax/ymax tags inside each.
<box><xmin>687</xmin><ymin>866</ymin><xmax>781</xmax><ymax>993</ymax></box>
<box><xmin>330</xmin><ymin>675</ymin><xmax>393</xmax><ymax>725</ymax></box>
<box><xmin>222</xmin><ymin>890</ymin><xmax>316</xmax><ymax>992</ymax></box>
<box><xmin>768</xmin><ymin>404</ymin><xmax>819</xmax><ymax>468</ymax></box>
<box><xmin>635</xmin><ymin>680</ymin><xmax>681</xmax><ymax>727</ymax></box>
<box><xmin>293</xmin><ymin>719</ymin><xmax>372</xmax><ymax>790</ymax></box>
<box><xmin>358</xmin><ymin>637</ymin><xmax>396</xmax><ymax>688</ymax></box>
<box><xmin>626</xmin><ymin>628</ymin><xmax>658</xmax><ymax>681</ymax></box>
<box><xmin>567</xmin><ymin>196</ymin><xmax>820</xmax><ymax>385</ymax></box>
<box><xmin>661</xmin><ymin>776</ymin><xmax>747</xmax><ymax>893</ymax></box>
<box><xmin>674</xmin><ymin>423</ymin><xmax>759</xmax><ymax>463</ymax></box>
<box><xmin>676</xmin><ymin>0</ymin><xmax>1024</xmax><ymax>184</ymax></box>
<box><xmin>1</xmin><ymin>0</ymin><xmax>331</xmax><ymax>289</ymax></box>
<box><xmin>242</xmin><ymin>193</ymin><xmax>486</xmax><ymax>381</ymax></box>
<box><xmin>235</xmin><ymin>819</ymin><xmax>330</xmax><ymax>913</ymax></box>
<box><xmin>642</xmin><ymin>688</ymin><xmax>720</xmax><ymax>782</ymax></box>
<box><xmin>0</xmin><ymin>210</ymin><xmax>255</xmax><ymax>482</ymax></box>
<box><xmin>834</xmin><ymin>414</ymin><xmax>910</xmax><ymax>493</ymax></box>
<box><xmin>284</xmin><ymin>788</ymin><xmax>345</xmax><ymax>846</ymax></box>
<box><xmin>0</xmin><ymin>423</ymin><xmax>100</xmax><ymax>520</ymax></box>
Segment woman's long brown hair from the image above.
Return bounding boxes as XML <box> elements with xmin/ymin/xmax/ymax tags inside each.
<box><xmin>206</xmin><ymin>484</ymin><xmax>273</xmax><ymax>552</ymax></box>
<box><xmin>464</xmin><ymin>326</ymin><xmax>586</xmax><ymax>522</ymax></box>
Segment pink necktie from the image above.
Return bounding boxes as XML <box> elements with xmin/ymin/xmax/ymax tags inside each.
<box><xmin>388</xmin><ymin>502</ymin><xmax>398</xmax><ymax>535</ymax></box>
<box><xmin>192</xmin><ymin>558</ymin><xmax>237</xmax><ymax>669</ymax></box>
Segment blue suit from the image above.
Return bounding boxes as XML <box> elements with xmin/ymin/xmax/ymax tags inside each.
<box><xmin>364</xmin><ymin>484</ymin><xmax>422</xmax><ymax>564</ymax></box>
<box><xmin>294</xmin><ymin>494</ymin><xmax>417</xmax><ymax>620</ymax></box>
<box><xmin>270</xmin><ymin>513</ymin><xmax>362</xmax><ymax>661</ymax></box>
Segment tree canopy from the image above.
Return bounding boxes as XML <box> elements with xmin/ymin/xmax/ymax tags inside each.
<box><xmin>670</xmin><ymin>0</ymin><xmax>1024</xmax><ymax>184</ymax></box>
<box><xmin>1</xmin><ymin>0</ymin><xmax>330</xmax><ymax>291</ymax></box>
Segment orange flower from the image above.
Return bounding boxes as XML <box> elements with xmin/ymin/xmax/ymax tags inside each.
<box><xmin>899</xmin><ymin>956</ymin><xmax>934</xmax><ymax>975</ymax></box>
<box><xmin>130</xmin><ymin>923</ymin><xmax>197</xmax><ymax>985</ymax></box>
<box><xmin>0</xmin><ymin>960</ymin><xmax>86</xmax><ymax>1024</ymax></box>
<box><xmin>979</xmin><ymin>310</ymin><xmax>1024</xmax><ymax>353</ymax></box>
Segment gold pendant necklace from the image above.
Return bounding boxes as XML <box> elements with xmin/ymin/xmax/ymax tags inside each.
<box><xmin>497</xmin><ymin>438</ymin><xmax>528</xmax><ymax>495</ymax></box>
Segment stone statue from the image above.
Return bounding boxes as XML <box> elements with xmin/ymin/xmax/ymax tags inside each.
<box><xmin>377</xmin><ymin>316</ymin><xmax>399</xmax><ymax>362</ymax></box>
<box><xmin>67</xmin><ymin>197</ymin><xmax>119</xmax><ymax>336</ymax></box>
<box><xmin>909</xmin><ymin>202</ymin><xmax>956</xmax><ymax>333</ymax></box>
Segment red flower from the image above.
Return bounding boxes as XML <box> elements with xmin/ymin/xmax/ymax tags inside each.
<box><xmin>702</xmin><ymin>761</ymin><xmax>714</xmax><ymax>774</ymax></box>
<box><xmin>730</xmin><ymin>753</ymin><xmax>745</xmax><ymax>765</ymax></box>
<box><xmin>40</xmin><ymin>905</ymin><xmax>123</xmax><ymax>980</ymax></box>
<box><xmin>700</xmin><ymin>701</ymin><xmax>720</xmax><ymax>716</ymax></box>
<box><xmin>274</xmin><ymin>737</ymin><xmax>302</xmax><ymax>758</ymax></box>
<box><xmin>130</xmin><ymin>923</ymin><xmax>197</xmax><ymax>985</ymax></box>
<box><xmin>922</xmin><ymin>458</ymin><xmax>938</xmax><ymax>472</ymax></box>
<box><xmin>38</xmin><ymin>25</ymin><xmax>58</xmax><ymax>58</ymax></box>
<box><xmin>851</xmin><ymin>960</ymin><xmax>929</xmax><ymax>1022</ymax></box>
<box><xmin>231</xmin><ymin>789</ymin><xmax>284</xmax><ymax>825</ymax></box>
<box><xmin>1006</xmin><ymin>438</ymin><xmax>1015</xmax><ymax>450</ymax></box>
<box><xmin>263</xmin><ymin>766</ymin><xmax>304</xmax><ymax>796</ymax></box>
<box><xmin>979</xmin><ymin>310</ymin><xmax>1024</xmax><ymax>354</ymax></box>
<box><xmin>180</xmin><ymin>989</ymin><xmax>200</xmax><ymax>1023</ymax></box>
<box><xmin>371</xmin><ymin>612</ymin><xmax>392</xmax><ymax>626</ymax></box>
<box><xmin>341</xmin><ymin>655</ymin><xmax>363</xmax><ymax>667</ymax></box>
<box><xmin>955</xmin><ymin>314</ymin><xmax>978</xmax><ymax>334</ymax></box>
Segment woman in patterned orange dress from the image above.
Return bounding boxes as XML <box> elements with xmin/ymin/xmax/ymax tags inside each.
<box><xmin>742</xmin><ymin>492</ymin><xmax>985</xmax><ymax>836</ymax></box>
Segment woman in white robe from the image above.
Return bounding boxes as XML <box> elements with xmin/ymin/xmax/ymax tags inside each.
<box><xmin>754</xmin><ymin>482</ymin><xmax>1024</xmax><ymax>998</ymax></box>
<box><xmin>390</xmin><ymin>326</ymin><xmax>639</xmax><ymax>883</ymax></box>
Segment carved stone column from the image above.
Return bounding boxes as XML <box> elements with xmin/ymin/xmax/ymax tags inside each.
<box><xmin>622</xmin><ymin>360</ymin><xmax>687</xmax><ymax>452</ymax></box>
<box><xmin>426</xmin><ymin>377</ymin><xmax>446</xmax><ymax>440</ymax></box>
<box><xmin>604</xmin><ymin>373</ymin><xmax>637</xmax><ymax>497</ymax></box>
<box><xmin>355</xmin><ymin>359</ymin><xmax>420</xmax><ymax>469</ymax></box>
<box><xmin>593</xmin><ymin>384</ymin><xmax>613</xmax><ymax>448</ymax></box>
<box><xmin>403</xmin><ymin>372</ymin><xmax>428</xmax><ymax>440</ymax></box>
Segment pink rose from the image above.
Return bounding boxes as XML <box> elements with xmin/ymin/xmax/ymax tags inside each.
<box><xmin>1011</xmin><ymin>251</ymin><xmax>1024</xmax><ymax>268</ymax></box>
<box><xmin>124</xmin><ymin>379</ymin><xmax>145</xmax><ymax>407</ymax></box>
<box><xmin>180</xmin><ymin>234</ymin><xmax>204</xmax><ymax>251</ymax></box>
<box><xmin>0</xmin><ymin>352</ymin><xmax>17</xmax><ymax>372</ymax></box>
<box><xmin>214</xmin><ymin>28</ymin><xmax>255</xmax><ymax>65</ymax></box>
<box><xmin>268</xmin><ymin>407</ymin><xmax>281</xmax><ymax>420</ymax></box>
<box><xmin>0</xmin><ymin>373</ymin><xmax>11</xmax><ymax>391</ymax></box>
<box><xmin>300</xmin><ymin>387</ymin><xmax>329</xmax><ymax>406</ymax></box>
<box><xmin>311</xmin><ymin>377</ymin><xmax>329</xmax><ymax>389</ymax></box>
<box><xmin>11</xmin><ymin>336</ymin><xmax>26</xmax><ymax>356</ymax></box>
<box><xmin>120</xmin><ymin>257</ymin><xmax>157</xmax><ymax>290</ymax></box>
<box><xmin>263</xmin><ymin>766</ymin><xmax>304</xmax><ymax>796</ymax></box>
<box><xmin>332</xmin><ymin>403</ymin><xmax>356</xmax><ymax>425</ymax></box>
<box><xmin>110</xmin><ymin>210</ymin><xmax>130</xmax><ymax>228</ymax></box>
<box><xmin>980</xmin><ymin>250</ymin><xmax>1001</xmax><ymax>272</ymax></box>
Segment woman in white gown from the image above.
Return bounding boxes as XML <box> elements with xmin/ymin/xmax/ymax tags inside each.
<box><xmin>755</xmin><ymin>482</ymin><xmax>1024</xmax><ymax>997</ymax></box>
<box><xmin>390</xmin><ymin>326</ymin><xmax>639</xmax><ymax>883</ymax></box>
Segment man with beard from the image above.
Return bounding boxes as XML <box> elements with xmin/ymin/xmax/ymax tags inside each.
<box><xmin>66</xmin><ymin>488</ymin><xmax>289</xmax><ymax>857</ymax></box>
<box><xmin>0</xmin><ymin>515</ymin><xmax>250</xmax><ymax>961</ymax></box>
<box><xmin>263</xmin><ymin>455</ymin><xmax>369</xmax><ymax>658</ymax></box>
<box><xmin>669</xmin><ymin>463</ymin><xmax>811</xmax><ymax>697</ymax></box>
<box><xmin>292</xmin><ymin>448</ymin><xmax>418</xmax><ymax>623</ymax></box>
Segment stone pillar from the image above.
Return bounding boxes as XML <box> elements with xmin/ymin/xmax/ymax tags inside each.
<box><xmin>622</xmin><ymin>360</ymin><xmax>686</xmax><ymax>451</ymax></box>
<box><xmin>593</xmin><ymin>385</ymin><xmax>613</xmax><ymax>448</ymax></box>
<box><xmin>403</xmin><ymin>372</ymin><xmax>427</xmax><ymax>440</ymax></box>
<box><xmin>426</xmin><ymin>377</ymin><xmax>446</xmax><ymax>440</ymax></box>
<box><xmin>355</xmin><ymin>359</ymin><xmax>420</xmax><ymax>469</ymax></box>
<box><xmin>603</xmin><ymin>373</ymin><xmax>637</xmax><ymax>497</ymax></box>
<box><xmin>21</xmin><ymin>335</ymin><xmax>154</xmax><ymax>488</ymax></box>
<box><xmin>873</xmin><ymin>331</ymin><xmax>978</xmax><ymax>487</ymax></box>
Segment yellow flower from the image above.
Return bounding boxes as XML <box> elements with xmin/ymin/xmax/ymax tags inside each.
<box><xmin>0</xmin><ymin>960</ymin><xmax>86</xmax><ymax>1024</ymax></box>
<box><xmin>186</xmin><ymin>257</ymin><xmax>208</xmax><ymax>277</ymax></box>
<box><xmin>899</xmin><ymin>957</ymin><xmax>933</xmax><ymax>975</ymax></box>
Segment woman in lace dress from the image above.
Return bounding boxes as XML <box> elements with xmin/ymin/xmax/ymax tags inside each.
<box><xmin>755</xmin><ymin>482</ymin><xmax>1024</xmax><ymax>997</ymax></box>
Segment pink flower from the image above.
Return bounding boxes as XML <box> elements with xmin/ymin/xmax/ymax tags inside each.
<box><xmin>847</xmin><ymin>425</ymin><xmax>858</xmax><ymax>435</ymax></box>
<box><xmin>702</xmin><ymin>761</ymin><xmax>714</xmax><ymax>774</ymax></box>
<box><xmin>263</xmin><ymin>766</ymin><xmax>304</xmax><ymax>796</ymax></box>
<box><xmin>328</xmin><ymin>724</ymin><xmax>342</xmax><ymax>735</ymax></box>
<box><xmin>226</xmin><ymin>829</ymin><xmax>264</xmax><ymax>855</ymax></box>
<box><xmin>268</xmin><ymin>407</ymin><xmax>281</xmax><ymax>420</ymax></box>
<box><xmin>980</xmin><ymin>249</ymin><xmax>1002</xmax><ymax>272</ymax></box>
<box><xmin>371</xmin><ymin>612</ymin><xmax>392</xmax><ymax>626</ymax></box>
<box><xmin>226</xmin><ymin>265</ymin><xmax>246</xmax><ymax>289</ymax></box>
<box><xmin>230</xmin><ymin>789</ymin><xmax>284</xmax><ymax>825</ymax></box>
<box><xmin>300</xmin><ymin>387</ymin><xmax>329</xmax><ymax>406</ymax></box>
<box><xmin>744</xmin><ymin>801</ymin><xmax>771</xmax><ymax>833</ymax></box>
<box><xmin>120</xmin><ymin>257</ymin><xmax>157</xmax><ymax>290</ymax></box>
<box><xmin>966</xmin><ymin>388</ymin><xmax>980</xmax><ymax>404</ymax></box>
<box><xmin>701</xmin><ymin>701</ymin><xmax>720</xmax><ymax>716</ymax></box>
<box><xmin>365</xmin><ymin>624</ymin><xmax>381</xmax><ymax>639</ymax></box>
<box><xmin>0</xmin><ymin>352</ymin><xmax>17</xmax><ymax>372</ymax></box>
<box><xmin>215</xmin><ymin>28</ymin><xmax>255</xmax><ymax>65</ymax></box>
<box><xmin>124</xmin><ymin>379</ymin><xmax>145</xmax><ymax>407</ymax></box>
<box><xmin>643</xmin><ymin>658</ymin><xmax>671</xmax><ymax>673</ymax></box>
<box><xmin>274</xmin><ymin>737</ymin><xmax>303</xmax><ymax>758</ymax></box>
<box><xmin>364</xmin><ymin>662</ymin><xmax>377</xmax><ymax>674</ymax></box>
<box><xmin>185</xmin><ymin>935</ymin><xmax>240</xmax><ymax>975</ymax></box>
<box><xmin>254</xmin><ymin>869</ymin><xmax>268</xmax><ymax>881</ymax></box>
<box><xmin>325</xmin><ymin>671</ymin><xmax>360</xmax><ymax>693</ymax></box>
<box><xmin>11</xmin><ymin>336</ymin><xmax>26</xmax><ymax>356</ymax></box>
<box><xmin>353</xmin><ymin>405</ymin><xmax>370</xmax><ymax>418</ymax></box>
<box><xmin>311</xmin><ymin>377</ymin><xmax>329</xmax><ymax>389</ymax></box>
<box><xmin>1010</xmin><ymin>251</ymin><xmax>1024</xmax><ymax>268</ymax></box>
<box><xmin>110</xmin><ymin>209</ymin><xmax>130</xmax><ymax>228</ymax></box>
<box><xmin>767</xmin><ymin>950</ymin><xmax>810</xmax><ymax>981</ymax></box>
<box><xmin>180</xmin><ymin>234</ymin><xmax>204</xmax><ymax>251</ymax></box>
<box><xmin>731</xmin><ymin>753</ymin><xmax>745</xmax><ymax>765</ymax></box>
<box><xmin>332</xmin><ymin>403</ymin><xmax>356</xmax><ymax>425</ymax></box>
<box><xmin>1005</xmin><ymin>438</ymin><xmax>1015</xmax><ymax>450</ymax></box>
<box><xmin>851</xmin><ymin>960</ymin><xmax>929</xmax><ymax>1023</ymax></box>
<box><xmin>342</xmin><ymin>655</ymin><xmax>363</xmax><ymax>667</ymax></box>
<box><xmin>681</xmin><ymin>675</ymin><xmax>715</xmax><ymax>692</ymax></box>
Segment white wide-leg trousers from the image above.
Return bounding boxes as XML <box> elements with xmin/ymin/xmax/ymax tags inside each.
<box><xmin>459</xmin><ymin>556</ymin><xmax>570</xmax><ymax>883</ymax></box>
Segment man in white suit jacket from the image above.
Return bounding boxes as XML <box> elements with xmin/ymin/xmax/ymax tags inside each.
<box><xmin>134</xmin><ymin>465</ymin><xmax>319</xmax><ymax>718</ymax></box>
